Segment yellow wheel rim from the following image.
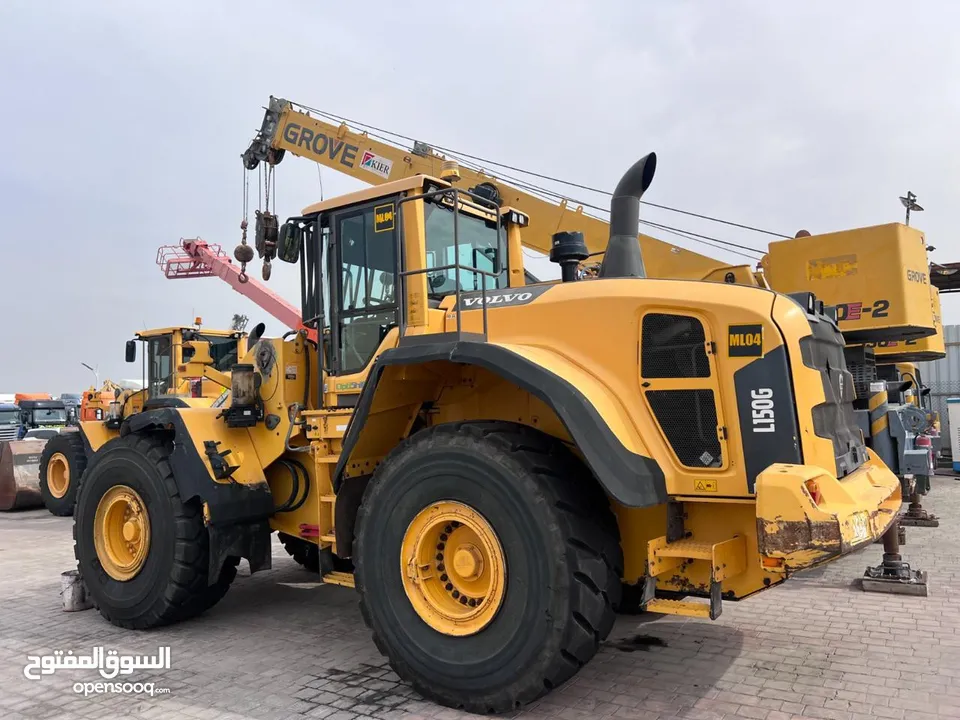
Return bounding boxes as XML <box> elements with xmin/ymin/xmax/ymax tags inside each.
<box><xmin>47</xmin><ymin>453</ymin><xmax>70</xmax><ymax>499</ymax></box>
<box><xmin>94</xmin><ymin>485</ymin><xmax>151</xmax><ymax>582</ymax></box>
<box><xmin>400</xmin><ymin>501</ymin><xmax>506</xmax><ymax>636</ymax></box>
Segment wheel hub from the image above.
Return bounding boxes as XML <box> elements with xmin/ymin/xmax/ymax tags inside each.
<box><xmin>94</xmin><ymin>485</ymin><xmax>151</xmax><ymax>582</ymax></box>
<box><xmin>47</xmin><ymin>453</ymin><xmax>70</xmax><ymax>499</ymax></box>
<box><xmin>122</xmin><ymin>519</ymin><xmax>141</xmax><ymax>542</ymax></box>
<box><xmin>453</xmin><ymin>544</ymin><xmax>483</xmax><ymax>581</ymax></box>
<box><xmin>401</xmin><ymin>501</ymin><xmax>506</xmax><ymax>636</ymax></box>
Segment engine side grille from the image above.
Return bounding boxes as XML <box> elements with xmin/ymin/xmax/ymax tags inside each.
<box><xmin>645</xmin><ymin>389</ymin><xmax>722</xmax><ymax>468</ymax></box>
<box><xmin>641</xmin><ymin>313</ymin><xmax>710</xmax><ymax>378</ymax></box>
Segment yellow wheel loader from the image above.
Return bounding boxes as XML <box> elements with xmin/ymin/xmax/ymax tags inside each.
<box><xmin>39</xmin><ymin>325</ymin><xmax>246</xmax><ymax>516</ymax></box>
<box><xmin>73</xmin><ymin>157</ymin><xmax>902</xmax><ymax>712</ymax></box>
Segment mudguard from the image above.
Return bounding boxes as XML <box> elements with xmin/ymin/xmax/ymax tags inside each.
<box><xmin>120</xmin><ymin>408</ymin><xmax>274</xmax><ymax>580</ymax></box>
<box><xmin>121</xmin><ymin>408</ymin><xmax>275</xmax><ymax>525</ymax></box>
<box><xmin>334</xmin><ymin>340</ymin><xmax>667</xmax><ymax>508</ymax></box>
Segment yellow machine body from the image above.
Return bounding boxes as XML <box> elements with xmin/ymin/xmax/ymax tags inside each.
<box><xmin>159</xmin><ymin>176</ymin><xmax>899</xmax><ymax>610</ymax></box>
<box><xmin>73</xmin><ymin>164</ymin><xmax>908</xmax><ymax>711</ymax></box>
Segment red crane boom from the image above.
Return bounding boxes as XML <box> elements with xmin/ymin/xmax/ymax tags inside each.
<box><xmin>157</xmin><ymin>239</ymin><xmax>315</xmax><ymax>341</ymax></box>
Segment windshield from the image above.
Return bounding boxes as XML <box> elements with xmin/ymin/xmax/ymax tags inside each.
<box><xmin>423</xmin><ymin>201</ymin><xmax>505</xmax><ymax>297</ymax></box>
<box><xmin>207</xmin><ymin>337</ymin><xmax>240</xmax><ymax>372</ymax></box>
<box><xmin>31</xmin><ymin>408</ymin><xmax>67</xmax><ymax>424</ymax></box>
<box><xmin>181</xmin><ymin>335</ymin><xmax>240</xmax><ymax>373</ymax></box>
<box><xmin>0</xmin><ymin>410</ymin><xmax>19</xmax><ymax>425</ymax></box>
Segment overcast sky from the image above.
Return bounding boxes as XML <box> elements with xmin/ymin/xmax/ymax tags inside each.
<box><xmin>2</xmin><ymin>1</ymin><xmax>958</xmax><ymax>391</ymax></box>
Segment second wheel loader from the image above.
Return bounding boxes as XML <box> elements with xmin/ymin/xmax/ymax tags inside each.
<box><xmin>38</xmin><ymin>324</ymin><xmax>246</xmax><ymax>516</ymax></box>
<box><xmin>74</xmin><ymin>155</ymin><xmax>902</xmax><ymax>712</ymax></box>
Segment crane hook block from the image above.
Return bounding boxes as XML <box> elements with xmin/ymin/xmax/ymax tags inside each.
<box><xmin>255</xmin><ymin>211</ymin><xmax>280</xmax><ymax>261</ymax></box>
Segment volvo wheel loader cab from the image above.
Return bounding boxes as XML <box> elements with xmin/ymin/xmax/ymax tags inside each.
<box><xmin>74</xmin><ymin>157</ymin><xmax>902</xmax><ymax>713</ymax></box>
<box><xmin>39</xmin><ymin>325</ymin><xmax>246</xmax><ymax>516</ymax></box>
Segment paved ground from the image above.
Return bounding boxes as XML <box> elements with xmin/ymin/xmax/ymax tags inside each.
<box><xmin>2</xmin><ymin>477</ymin><xmax>960</xmax><ymax>720</ymax></box>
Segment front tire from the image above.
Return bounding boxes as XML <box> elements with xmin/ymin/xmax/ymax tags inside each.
<box><xmin>39</xmin><ymin>431</ymin><xmax>88</xmax><ymax>516</ymax></box>
<box><xmin>354</xmin><ymin>422</ymin><xmax>622</xmax><ymax>713</ymax></box>
<box><xmin>73</xmin><ymin>434</ymin><xmax>236</xmax><ymax>628</ymax></box>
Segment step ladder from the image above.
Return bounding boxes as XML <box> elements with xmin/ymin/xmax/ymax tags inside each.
<box><xmin>299</xmin><ymin>499</ymin><xmax>357</xmax><ymax>589</ymax></box>
<box><xmin>322</xmin><ymin>571</ymin><xmax>354</xmax><ymax>588</ymax></box>
<box><xmin>642</xmin><ymin>535</ymin><xmax>746</xmax><ymax>619</ymax></box>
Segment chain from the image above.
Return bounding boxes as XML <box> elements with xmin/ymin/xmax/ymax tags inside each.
<box><xmin>264</xmin><ymin>163</ymin><xmax>275</xmax><ymax>214</ymax></box>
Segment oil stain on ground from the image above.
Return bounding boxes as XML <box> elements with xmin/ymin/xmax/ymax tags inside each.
<box><xmin>606</xmin><ymin>633</ymin><xmax>667</xmax><ymax>653</ymax></box>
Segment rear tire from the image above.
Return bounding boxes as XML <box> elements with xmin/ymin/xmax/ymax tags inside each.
<box><xmin>39</xmin><ymin>431</ymin><xmax>87</xmax><ymax>516</ymax></box>
<box><xmin>354</xmin><ymin>422</ymin><xmax>622</xmax><ymax>713</ymax></box>
<box><xmin>73</xmin><ymin>434</ymin><xmax>237</xmax><ymax>628</ymax></box>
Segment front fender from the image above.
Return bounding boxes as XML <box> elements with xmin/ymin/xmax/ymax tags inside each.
<box><xmin>122</xmin><ymin>408</ymin><xmax>274</xmax><ymax>526</ymax></box>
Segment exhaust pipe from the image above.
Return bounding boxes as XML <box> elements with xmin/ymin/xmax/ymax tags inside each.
<box><xmin>598</xmin><ymin>153</ymin><xmax>657</xmax><ymax>279</ymax></box>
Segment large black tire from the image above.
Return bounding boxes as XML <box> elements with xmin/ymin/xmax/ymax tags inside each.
<box><xmin>354</xmin><ymin>422</ymin><xmax>623</xmax><ymax>713</ymax></box>
<box><xmin>279</xmin><ymin>532</ymin><xmax>320</xmax><ymax>572</ymax></box>
<box><xmin>278</xmin><ymin>532</ymin><xmax>353</xmax><ymax>574</ymax></box>
<box><xmin>39</xmin><ymin>431</ymin><xmax>88</xmax><ymax>516</ymax></box>
<box><xmin>73</xmin><ymin>434</ymin><xmax>237</xmax><ymax>629</ymax></box>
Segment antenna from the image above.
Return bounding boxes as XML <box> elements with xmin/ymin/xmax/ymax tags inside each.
<box><xmin>899</xmin><ymin>191</ymin><xmax>924</xmax><ymax>226</ymax></box>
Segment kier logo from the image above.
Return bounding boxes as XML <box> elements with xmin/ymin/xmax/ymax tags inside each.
<box><xmin>360</xmin><ymin>151</ymin><xmax>393</xmax><ymax>179</ymax></box>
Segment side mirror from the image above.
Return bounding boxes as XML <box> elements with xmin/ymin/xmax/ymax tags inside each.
<box><xmin>278</xmin><ymin>222</ymin><xmax>302</xmax><ymax>263</ymax></box>
<box><xmin>125</xmin><ymin>340</ymin><xmax>137</xmax><ymax>363</ymax></box>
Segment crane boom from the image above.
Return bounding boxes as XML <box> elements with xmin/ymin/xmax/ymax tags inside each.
<box><xmin>239</xmin><ymin>98</ymin><xmax>940</xmax><ymax>350</ymax></box>
<box><xmin>242</xmin><ymin>97</ymin><xmax>751</xmax><ymax>282</ymax></box>
<box><xmin>158</xmin><ymin>239</ymin><xmax>315</xmax><ymax>341</ymax></box>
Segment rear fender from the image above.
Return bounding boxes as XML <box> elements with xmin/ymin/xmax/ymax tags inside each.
<box><xmin>334</xmin><ymin>340</ymin><xmax>667</xmax><ymax>508</ymax></box>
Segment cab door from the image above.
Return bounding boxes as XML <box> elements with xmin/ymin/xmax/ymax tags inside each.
<box><xmin>326</xmin><ymin>196</ymin><xmax>401</xmax><ymax>401</ymax></box>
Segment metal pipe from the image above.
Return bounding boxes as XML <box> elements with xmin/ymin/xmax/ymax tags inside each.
<box><xmin>599</xmin><ymin>153</ymin><xmax>657</xmax><ymax>279</ymax></box>
<box><xmin>881</xmin><ymin>521</ymin><xmax>901</xmax><ymax>562</ymax></box>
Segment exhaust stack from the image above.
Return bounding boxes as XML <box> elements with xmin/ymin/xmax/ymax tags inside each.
<box><xmin>598</xmin><ymin>153</ymin><xmax>657</xmax><ymax>279</ymax></box>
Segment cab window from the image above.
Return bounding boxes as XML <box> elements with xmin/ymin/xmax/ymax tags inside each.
<box><xmin>336</xmin><ymin>203</ymin><xmax>398</xmax><ymax>374</ymax></box>
<box><xmin>423</xmin><ymin>200</ymin><xmax>505</xmax><ymax>298</ymax></box>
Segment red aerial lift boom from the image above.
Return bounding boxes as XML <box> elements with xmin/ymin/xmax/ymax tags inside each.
<box><xmin>157</xmin><ymin>239</ymin><xmax>316</xmax><ymax>341</ymax></box>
